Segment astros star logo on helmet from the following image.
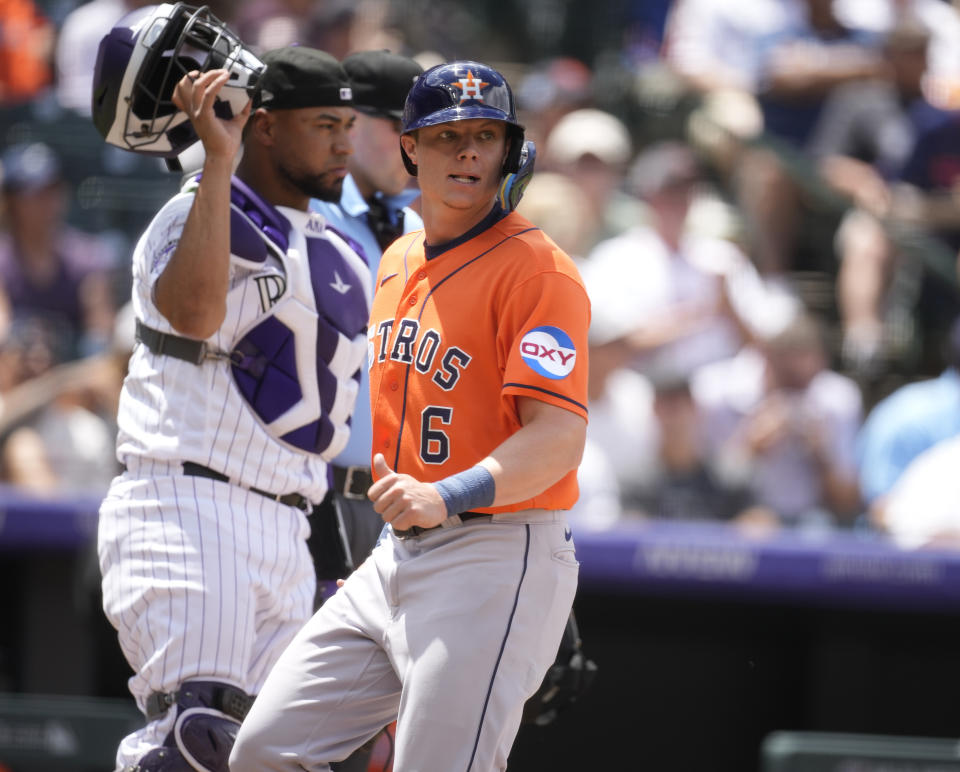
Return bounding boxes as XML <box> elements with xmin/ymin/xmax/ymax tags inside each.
<box><xmin>452</xmin><ymin>70</ymin><xmax>489</xmax><ymax>103</ymax></box>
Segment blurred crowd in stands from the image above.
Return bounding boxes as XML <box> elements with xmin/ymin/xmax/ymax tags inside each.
<box><xmin>1</xmin><ymin>0</ymin><xmax>960</xmax><ymax>550</ymax></box>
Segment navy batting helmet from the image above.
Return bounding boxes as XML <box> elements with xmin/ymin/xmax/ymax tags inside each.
<box><xmin>91</xmin><ymin>3</ymin><xmax>264</xmax><ymax>159</ymax></box>
<box><xmin>399</xmin><ymin>60</ymin><xmax>525</xmax><ymax>177</ymax></box>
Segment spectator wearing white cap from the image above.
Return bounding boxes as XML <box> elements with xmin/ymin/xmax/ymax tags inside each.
<box><xmin>540</xmin><ymin>107</ymin><xmax>643</xmax><ymax>252</ymax></box>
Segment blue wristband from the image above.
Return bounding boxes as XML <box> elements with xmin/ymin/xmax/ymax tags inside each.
<box><xmin>433</xmin><ymin>466</ymin><xmax>496</xmax><ymax>517</ymax></box>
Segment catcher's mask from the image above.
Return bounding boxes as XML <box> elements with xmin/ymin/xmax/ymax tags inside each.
<box><xmin>91</xmin><ymin>2</ymin><xmax>264</xmax><ymax>159</ymax></box>
<box><xmin>399</xmin><ymin>60</ymin><xmax>525</xmax><ymax>178</ymax></box>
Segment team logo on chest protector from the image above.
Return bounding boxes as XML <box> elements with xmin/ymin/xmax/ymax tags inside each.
<box><xmin>520</xmin><ymin>325</ymin><xmax>576</xmax><ymax>379</ymax></box>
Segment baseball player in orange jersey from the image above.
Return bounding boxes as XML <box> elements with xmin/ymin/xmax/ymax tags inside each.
<box><xmin>232</xmin><ymin>60</ymin><xmax>590</xmax><ymax>771</ymax></box>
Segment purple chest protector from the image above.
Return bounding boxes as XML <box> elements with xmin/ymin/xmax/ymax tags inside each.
<box><xmin>226</xmin><ymin>177</ymin><xmax>369</xmax><ymax>457</ymax></box>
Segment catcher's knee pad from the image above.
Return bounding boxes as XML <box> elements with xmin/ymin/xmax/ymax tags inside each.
<box><xmin>128</xmin><ymin>706</ymin><xmax>240</xmax><ymax>770</ymax></box>
<box><xmin>132</xmin><ymin>680</ymin><xmax>253</xmax><ymax>771</ymax></box>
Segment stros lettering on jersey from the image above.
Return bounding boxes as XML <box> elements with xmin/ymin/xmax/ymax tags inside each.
<box><xmin>116</xmin><ymin>175</ymin><xmax>371</xmax><ymax>503</ymax></box>
<box><xmin>368</xmin><ymin>208</ymin><xmax>590</xmax><ymax>512</ymax></box>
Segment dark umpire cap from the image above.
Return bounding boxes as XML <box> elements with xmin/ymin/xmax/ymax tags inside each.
<box><xmin>342</xmin><ymin>50</ymin><xmax>424</xmax><ymax>120</ymax></box>
<box><xmin>255</xmin><ymin>46</ymin><xmax>353</xmax><ymax>110</ymax></box>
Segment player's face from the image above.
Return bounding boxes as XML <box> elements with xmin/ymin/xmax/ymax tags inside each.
<box><xmin>271</xmin><ymin>106</ymin><xmax>356</xmax><ymax>203</ymax></box>
<box><xmin>403</xmin><ymin>119</ymin><xmax>508</xmax><ymax>213</ymax></box>
<box><xmin>349</xmin><ymin>112</ymin><xmax>410</xmax><ymax>198</ymax></box>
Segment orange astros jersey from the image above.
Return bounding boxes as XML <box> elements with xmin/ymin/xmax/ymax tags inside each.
<box><xmin>368</xmin><ymin>209</ymin><xmax>590</xmax><ymax>512</ymax></box>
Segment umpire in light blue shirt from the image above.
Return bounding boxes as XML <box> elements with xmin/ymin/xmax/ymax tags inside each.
<box><xmin>311</xmin><ymin>49</ymin><xmax>425</xmax><ymax>573</ymax></box>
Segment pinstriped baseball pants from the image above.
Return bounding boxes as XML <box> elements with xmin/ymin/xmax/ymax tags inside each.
<box><xmin>98</xmin><ymin>468</ymin><xmax>315</xmax><ymax>770</ymax></box>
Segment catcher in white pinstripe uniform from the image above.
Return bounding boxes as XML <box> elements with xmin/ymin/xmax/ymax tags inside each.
<box><xmin>92</xmin><ymin>11</ymin><xmax>370</xmax><ymax>769</ymax></box>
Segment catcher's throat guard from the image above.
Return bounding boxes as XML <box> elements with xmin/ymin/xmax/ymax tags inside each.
<box><xmin>92</xmin><ymin>2</ymin><xmax>263</xmax><ymax>159</ymax></box>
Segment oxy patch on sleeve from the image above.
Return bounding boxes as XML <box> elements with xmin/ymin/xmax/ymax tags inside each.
<box><xmin>519</xmin><ymin>326</ymin><xmax>577</xmax><ymax>379</ymax></box>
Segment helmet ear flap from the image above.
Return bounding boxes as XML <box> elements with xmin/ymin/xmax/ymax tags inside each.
<box><xmin>400</xmin><ymin>138</ymin><xmax>417</xmax><ymax>177</ymax></box>
<box><xmin>503</xmin><ymin>126</ymin><xmax>525</xmax><ymax>175</ymax></box>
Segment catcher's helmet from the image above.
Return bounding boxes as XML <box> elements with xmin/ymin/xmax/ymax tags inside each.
<box><xmin>400</xmin><ymin>60</ymin><xmax>525</xmax><ymax>177</ymax></box>
<box><xmin>91</xmin><ymin>3</ymin><xmax>264</xmax><ymax>158</ymax></box>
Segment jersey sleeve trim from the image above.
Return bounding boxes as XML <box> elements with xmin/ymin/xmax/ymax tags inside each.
<box><xmin>503</xmin><ymin>382</ymin><xmax>588</xmax><ymax>414</ymax></box>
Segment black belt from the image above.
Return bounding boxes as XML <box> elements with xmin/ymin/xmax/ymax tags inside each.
<box><xmin>333</xmin><ymin>465</ymin><xmax>373</xmax><ymax>499</ymax></box>
<box><xmin>182</xmin><ymin>461</ymin><xmax>311</xmax><ymax>512</ymax></box>
<box><xmin>393</xmin><ymin>511</ymin><xmax>491</xmax><ymax>539</ymax></box>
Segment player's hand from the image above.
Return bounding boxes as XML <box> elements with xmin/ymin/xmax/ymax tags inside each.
<box><xmin>172</xmin><ymin>68</ymin><xmax>250</xmax><ymax>161</ymax></box>
<box><xmin>368</xmin><ymin>453</ymin><xmax>448</xmax><ymax>532</ymax></box>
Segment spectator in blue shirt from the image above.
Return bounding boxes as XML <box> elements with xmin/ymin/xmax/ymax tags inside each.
<box><xmin>857</xmin><ymin>314</ymin><xmax>960</xmax><ymax>527</ymax></box>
